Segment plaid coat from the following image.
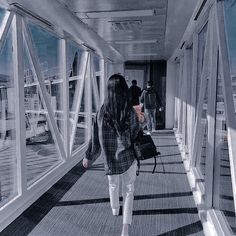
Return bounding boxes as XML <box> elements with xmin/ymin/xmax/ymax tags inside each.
<box><xmin>85</xmin><ymin>106</ymin><xmax>140</xmax><ymax>175</ymax></box>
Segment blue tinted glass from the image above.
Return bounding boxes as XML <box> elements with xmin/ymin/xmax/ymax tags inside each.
<box><xmin>93</xmin><ymin>53</ymin><xmax>100</xmax><ymax>72</ymax></box>
<box><xmin>28</xmin><ymin>22</ymin><xmax>59</xmax><ymax>78</ymax></box>
<box><xmin>0</xmin><ymin>8</ymin><xmax>6</xmax><ymax>24</ymax></box>
<box><xmin>224</xmin><ymin>0</ymin><xmax>236</xmax><ymax>74</ymax></box>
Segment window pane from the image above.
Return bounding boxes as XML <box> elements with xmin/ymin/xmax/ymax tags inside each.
<box><xmin>67</xmin><ymin>43</ymin><xmax>87</xmax><ymax>152</ymax></box>
<box><xmin>92</xmin><ymin>53</ymin><xmax>100</xmax><ymax>113</ymax></box>
<box><xmin>224</xmin><ymin>0</ymin><xmax>236</xmax><ymax>75</ymax></box>
<box><xmin>0</xmin><ymin>7</ymin><xmax>6</xmax><ymax>27</ymax></box>
<box><xmin>195</xmin><ymin>74</ymin><xmax>208</xmax><ymax>183</ymax></box>
<box><xmin>72</xmin><ymin>88</ymin><xmax>86</xmax><ymax>152</ymax></box>
<box><xmin>213</xmin><ymin>55</ymin><xmax>236</xmax><ymax>233</ymax></box>
<box><xmin>0</xmin><ymin>23</ymin><xmax>18</xmax><ymax>205</ymax></box>
<box><xmin>67</xmin><ymin>43</ymin><xmax>84</xmax><ymax>112</ymax></box>
<box><xmin>196</xmin><ymin>23</ymin><xmax>208</xmax><ymax>108</ymax></box>
<box><xmin>23</xmin><ymin>37</ymin><xmax>61</xmax><ymax>186</ymax></box>
<box><xmin>27</xmin><ymin>22</ymin><xmax>63</xmax><ymax>136</ymax></box>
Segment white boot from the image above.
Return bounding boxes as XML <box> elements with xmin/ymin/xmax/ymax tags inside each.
<box><xmin>121</xmin><ymin>224</ymin><xmax>129</xmax><ymax>236</ymax></box>
<box><xmin>112</xmin><ymin>208</ymin><xmax>120</xmax><ymax>216</ymax></box>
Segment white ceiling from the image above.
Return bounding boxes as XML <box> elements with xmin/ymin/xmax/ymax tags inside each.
<box><xmin>1</xmin><ymin>0</ymin><xmax>198</xmax><ymax>62</ymax></box>
<box><xmin>59</xmin><ymin>0</ymin><xmax>198</xmax><ymax>61</ymax></box>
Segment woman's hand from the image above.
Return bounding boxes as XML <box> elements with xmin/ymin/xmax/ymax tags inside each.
<box><xmin>83</xmin><ymin>158</ymin><xmax>89</xmax><ymax>168</ymax></box>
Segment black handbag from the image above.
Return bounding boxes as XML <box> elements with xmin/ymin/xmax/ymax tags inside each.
<box><xmin>134</xmin><ymin>130</ymin><xmax>164</xmax><ymax>176</ymax></box>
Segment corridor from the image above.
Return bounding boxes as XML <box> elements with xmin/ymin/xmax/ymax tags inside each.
<box><xmin>1</xmin><ymin>131</ymin><xmax>203</xmax><ymax>236</ymax></box>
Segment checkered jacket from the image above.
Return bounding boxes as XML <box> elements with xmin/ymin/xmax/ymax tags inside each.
<box><xmin>85</xmin><ymin>106</ymin><xmax>140</xmax><ymax>175</ymax></box>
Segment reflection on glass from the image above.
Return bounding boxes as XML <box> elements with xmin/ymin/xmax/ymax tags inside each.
<box><xmin>27</xmin><ymin>22</ymin><xmax>63</xmax><ymax>135</ymax></box>
<box><xmin>67</xmin><ymin>43</ymin><xmax>87</xmax><ymax>152</ymax></box>
<box><xmin>213</xmin><ymin>58</ymin><xmax>236</xmax><ymax>233</ymax></box>
<box><xmin>71</xmin><ymin>88</ymin><xmax>86</xmax><ymax>152</ymax></box>
<box><xmin>93</xmin><ymin>53</ymin><xmax>100</xmax><ymax>73</ymax></box>
<box><xmin>0</xmin><ymin>7</ymin><xmax>6</xmax><ymax>29</ymax></box>
<box><xmin>185</xmin><ymin>45</ymin><xmax>193</xmax><ymax>151</ymax></box>
<box><xmin>196</xmin><ymin>75</ymin><xmax>208</xmax><ymax>182</ymax></box>
<box><xmin>224</xmin><ymin>0</ymin><xmax>236</xmax><ymax>75</ymax></box>
<box><xmin>24</xmin><ymin>39</ymin><xmax>61</xmax><ymax>186</ymax></box>
<box><xmin>0</xmin><ymin>24</ymin><xmax>17</xmax><ymax>204</ymax></box>
<box><xmin>196</xmin><ymin>23</ymin><xmax>208</xmax><ymax>108</ymax></box>
<box><xmin>68</xmin><ymin>43</ymin><xmax>84</xmax><ymax>111</ymax></box>
<box><xmin>92</xmin><ymin>53</ymin><xmax>100</xmax><ymax>113</ymax></box>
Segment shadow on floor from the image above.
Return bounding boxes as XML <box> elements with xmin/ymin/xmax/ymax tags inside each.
<box><xmin>55</xmin><ymin>191</ymin><xmax>193</xmax><ymax>207</ymax></box>
<box><xmin>133</xmin><ymin>207</ymin><xmax>198</xmax><ymax>215</ymax></box>
<box><xmin>156</xmin><ymin>221</ymin><xmax>203</xmax><ymax>236</ymax></box>
<box><xmin>0</xmin><ymin>160</ymin><xmax>88</xmax><ymax>236</ymax></box>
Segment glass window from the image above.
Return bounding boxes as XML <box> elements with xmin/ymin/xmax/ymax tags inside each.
<box><xmin>0</xmin><ymin>22</ymin><xmax>18</xmax><ymax>205</ymax></box>
<box><xmin>27</xmin><ymin>22</ymin><xmax>63</xmax><ymax>136</ymax></box>
<box><xmin>23</xmin><ymin>34</ymin><xmax>62</xmax><ymax>186</ymax></box>
<box><xmin>224</xmin><ymin>0</ymin><xmax>236</xmax><ymax>125</ymax></box>
<box><xmin>178</xmin><ymin>59</ymin><xmax>184</xmax><ymax>135</ymax></box>
<box><xmin>213</xmin><ymin>54</ymin><xmax>236</xmax><ymax>233</ymax></box>
<box><xmin>92</xmin><ymin>53</ymin><xmax>100</xmax><ymax>113</ymax></box>
<box><xmin>67</xmin><ymin>42</ymin><xmax>87</xmax><ymax>152</ymax></box>
<box><xmin>195</xmin><ymin>72</ymin><xmax>208</xmax><ymax>183</ymax></box>
<box><xmin>186</xmin><ymin>46</ymin><xmax>193</xmax><ymax>152</ymax></box>
<box><xmin>0</xmin><ymin>7</ymin><xmax>7</xmax><ymax>29</ymax></box>
<box><xmin>196</xmin><ymin>23</ymin><xmax>208</xmax><ymax>108</ymax></box>
<box><xmin>224</xmin><ymin>0</ymin><xmax>236</xmax><ymax>75</ymax></box>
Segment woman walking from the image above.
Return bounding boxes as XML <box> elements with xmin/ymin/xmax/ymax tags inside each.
<box><xmin>83</xmin><ymin>74</ymin><xmax>140</xmax><ymax>236</ymax></box>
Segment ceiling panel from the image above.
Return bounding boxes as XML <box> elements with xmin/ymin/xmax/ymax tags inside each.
<box><xmin>60</xmin><ymin>0</ymin><xmax>197</xmax><ymax>61</ymax></box>
<box><xmin>77</xmin><ymin>1</ymin><xmax>168</xmax><ymax>61</ymax></box>
<box><xmin>67</xmin><ymin>0</ymin><xmax>166</xmax><ymax>12</ymax></box>
<box><xmin>81</xmin><ymin>15</ymin><xmax>166</xmax><ymax>41</ymax></box>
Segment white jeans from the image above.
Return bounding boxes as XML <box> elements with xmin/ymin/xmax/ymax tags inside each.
<box><xmin>108</xmin><ymin>160</ymin><xmax>137</xmax><ymax>225</ymax></box>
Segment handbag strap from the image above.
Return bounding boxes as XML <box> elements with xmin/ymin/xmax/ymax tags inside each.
<box><xmin>136</xmin><ymin>159</ymin><xmax>140</xmax><ymax>176</ymax></box>
<box><xmin>152</xmin><ymin>156</ymin><xmax>157</xmax><ymax>174</ymax></box>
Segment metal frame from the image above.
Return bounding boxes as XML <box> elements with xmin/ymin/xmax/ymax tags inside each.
<box><xmin>173</xmin><ymin>0</ymin><xmax>236</xmax><ymax>234</ymax></box>
<box><xmin>85</xmin><ymin>52</ymin><xmax>92</xmax><ymax>142</ymax></box>
<box><xmin>177</xmin><ymin>57</ymin><xmax>184</xmax><ymax>134</ymax></box>
<box><xmin>191</xmin><ymin>9</ymin><xmax>212</xmax><ymax>169</ymax></box>
<box><xmin>0</xmin><ymin>2</ymin><xmax>109</xmax><ymax>230</ymax></box>
<box><xmin>182</xmin><ymin>49</ymin><xmax>188</xmax><ymax>148</ymax></box>
<box><xmin>60</xmin><ymin>38</ymin><xmax>70</xmax><ymax>158</ymax></box>
<box><xmin>12</xmin><ymin>13</ymin><xmax>26</xmax><ymax>196</ymax></box>
<box><xmin>186</xmin><ymin>46</ymin><xmax>193</xmax><ymax>153</ymax></box>
<box><xmin>23</xmin><ymin>20</ymin><xmax>66</xmax><ymax>161</ymax></box>
<box><xmin>91</xmin><ymin>53</ymin><xmax>101</xmax><ymax>112</ymax></box>
<box><xmin>189</xmin><ymin>34</ymin><xmax>198</xmax><ymax>161</ymax></box>
<box><xmin>99</xmin><ymin>59</ymin><xmax>106</xmax><ymax>105</ymax></box>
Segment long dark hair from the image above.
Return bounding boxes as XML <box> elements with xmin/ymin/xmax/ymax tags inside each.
<box><xmin>103</xmin><ymin>74</ymin><xmax>131</xmax><ymax>133</ymax></box>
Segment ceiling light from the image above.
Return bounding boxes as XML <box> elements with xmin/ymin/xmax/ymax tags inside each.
<box><xmin>115</xmin><ymin>40</ymin><xmax>158</xmax><ymax>44</ymax></box>
<box><xmin>77</xmin><ymin>9</ymin><xmax>156</xmax><ymax>19</ymax></box>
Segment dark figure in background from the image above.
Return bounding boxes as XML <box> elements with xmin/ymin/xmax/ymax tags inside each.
<box><xmin>128</xmin><ymin>80</ymin><xmax>142</xmax><ymax>106</ymax></box>
<box><xmin>140</xmin><ymin>81</ymin><xmax>161</xmax><ymax>134</ymax></box>
<box><xmin>70</xmin><ymin>52</ymin><xmax>78</xmax><ymax>77</ymax></box>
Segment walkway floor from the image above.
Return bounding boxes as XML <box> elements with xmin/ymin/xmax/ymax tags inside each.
<box><xmin>1</xmin><ymin>130</ymin><xmax>204</xmax><ymax>236</ymax></box>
